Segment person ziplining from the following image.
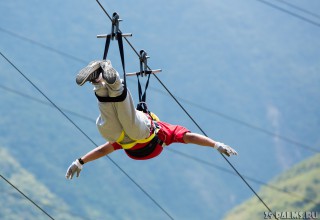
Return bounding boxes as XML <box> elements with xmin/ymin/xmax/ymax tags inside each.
<box><xmin>65</xmin><ymin>59</ymin><xmax>237</xmax><ymax>179</ymax></box>
<box><xmin>65</xmin><ymin>12</ymin><xmax>237</xmax><ymax>180</ymax></box>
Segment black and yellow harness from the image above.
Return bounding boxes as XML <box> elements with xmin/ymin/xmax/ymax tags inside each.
<box><xmin>124</xmin><ymin>120</ymin><xmax>164</xmax><ymax>158</ymax></box>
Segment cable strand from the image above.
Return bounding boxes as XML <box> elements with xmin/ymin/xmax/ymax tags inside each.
<box><xmin>274</xmin><ymin>0</ymin><xmax>320</xmax><ymax>20</ymax></box>
<box><xmin>256</xmin><ymin>0</ymin><xmax>320</xmax><ymax>28</ymax></box>
<box><xmin>0</xmin><ymin>174</ymin><xmax>55</xmax><ymax>220</ymax></box>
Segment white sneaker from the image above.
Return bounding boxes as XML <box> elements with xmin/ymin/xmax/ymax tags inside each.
<box><xmin>76</xmin><ymin>60</ymin><xmax>102</xmax><ymax>86</ymax></box>
<box><xmin>100</xmin><ymin>60</ymin><xmax>118</xmax><ymax>84</ymax></box>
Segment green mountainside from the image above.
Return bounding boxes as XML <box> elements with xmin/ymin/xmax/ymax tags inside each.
<box><xmin>223</xmin><ymin>154</ymin><xmax>320</xmax><ymax>220</ymax></box>
<box><xmin>0</xmin><ymin>147</ymin><xmax>80</xmax><ymax>220</ymax></box>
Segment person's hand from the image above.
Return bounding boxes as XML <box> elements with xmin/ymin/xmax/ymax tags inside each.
<box><xmin>65</xmin><ymin>159</ymin><xmax>83</xmax><ymax>179</ymax></box>
<box><xmin>215</xmin><ymin>142</ymin><xmax>238</xmax><ymax>157</ymax></box>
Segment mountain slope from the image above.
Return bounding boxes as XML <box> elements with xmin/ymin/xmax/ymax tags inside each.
<box><xmin>0</xmin><ymin>147</ymin><xmax>80</xmax><ymax>220</ymax></box>
<box><xmin>223</xmin><ymin>154</ymin><xmax>320</xmax><ymax>220</ymax></box>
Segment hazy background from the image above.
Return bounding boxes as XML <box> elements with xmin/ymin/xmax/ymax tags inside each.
<box><xmin>1</xmin><ymin>0</ymin><xmax>319</xmax><ymax>219</ymax></box>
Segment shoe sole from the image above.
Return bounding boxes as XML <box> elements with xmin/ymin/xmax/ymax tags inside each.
<box><xmin>103</xmin><ymin>67</ymin><xmax>117</xmax><ymax>84</ymax></box>
<box><xmin>100</xmin><ymin>61</ymin><xmax>117</xmax><ymax>84</ymax></box>
<box><xmin>76</xmin><ymin>61</ymin><xmax>101</xmax><ymax>86</ymax></box>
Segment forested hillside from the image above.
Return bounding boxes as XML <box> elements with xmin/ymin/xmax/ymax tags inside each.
<box><xmin>223</xmin><ymin>154</ymin><xmax>320</xmax><ymax>220</ymax></box>
<box><xmin>0</xmin><ymin>147</ymin><xmax>80</xmax><ymax>220</ymax></box>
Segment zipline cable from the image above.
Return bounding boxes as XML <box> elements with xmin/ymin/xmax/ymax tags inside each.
<box><xmin>1</xmin><ymin>84</ymin><xmax>318</xmax><ymax>206</ymax></box>
<box><xmin>166</xmin><ymin>149</ymin><xmax>320</xmax><ymax>206</ymax></box>
<box><xmin>167</xmin><ymin>89</ymin><xmax>319</xmax><ymax>153</ymax></box>
<box><xmin>0</xmin><ymin>84</ymin><xmax>94</xmax><ymax>122</ymax></box>
<box><xmin>95</xmin><ymin>0</ymin><xmax>277</xmax><ymax>218</ymax></box>
<box><xmin>0</xmin><ymin>51</ymin><xmax>174</xmax><ymax>220</ymax></box>
<box><xmin>0</xmin><ymin>174</ymin><xmax>55</xmax><ymax>220</ymax></box>
<box><xmin>256</xmin><ymin>0</ymin><xmax>320</xmax><ymax>28</ymax></box>
<box><xmin>0</xmin><ymin>26</ymin><xmax>318</xmax><ymax>153</ymax></box>
<box><xmin>1</xmin><ymin>181</ymin><xmax>87</xmax><ymax>220</ymax></box>
<box><xmin>274</xmin><ymin>0</ymin><xmax>320</xmax><ymax>20</ymax></box>
<box><xmin>0</xmin><ymin>27</ymin><xmax>87</xmax><ymax>63</ymax></box>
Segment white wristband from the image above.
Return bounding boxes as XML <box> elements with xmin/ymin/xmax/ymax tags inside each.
<box><xmin>75</xmin><ymin>159</ymin><xmax>83</xmax><ymax>169</ymax></box>
<box><xmin>214</xmin><ymin>141</ymin><xmax>222</xmax><ymax>149</ymax></box>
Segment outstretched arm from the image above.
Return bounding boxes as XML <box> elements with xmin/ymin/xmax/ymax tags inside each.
<box><xmin>80</xmin><ymin>141</ymin><xmax>115</xmax><ymax>164</ymax></box>
<box><xmin>183</xmin><ymin>132</ymin><xmax>238</xmax><ymax>157</ymax></box>
<box><xmin>65</xmin><ymin>142</ymin><xmax>115</xmax><ymax>179</ymax></box>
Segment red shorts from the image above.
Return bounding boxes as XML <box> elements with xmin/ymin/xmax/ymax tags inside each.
<box><xmin>112</xmin><ymin>121</ymin><xmax>190</xmax><ymax>160</ymax></box>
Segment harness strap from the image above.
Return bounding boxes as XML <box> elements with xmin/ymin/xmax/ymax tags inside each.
<box><xmin>97</xmin><ymin>31</ymin><xmax>128</xmax><ymax>102</ymax></box>
<box><xmin>125</xmin><ymin>134</ymin><xmax>164</xmax><ymax>158</ymax></box>
<box><xmin>117</xmin><ymin>31</ymin><xmax>127</xmax><ymax>89</ymax></box>
<box><xmin>103</xmin><ymin>35</ymin><xmax>111</xmax><ymax>61</ymax></box>
<box><xmin>95</xmin><ymin>87</ymin><xmax>127</xmax><ymax>102</ymax></box>
<box><xmin>116</xmin><ymin>119</ymin><xmax>161</xmax><ymax>150</ymax></box>
<box><xmin>136</xmin><ymin>50</ymin><xmax>152</xmax><ymax>113</ymax></box>
<box><xmin>118</xmin><ymin>132</ymin><xmax>156</xmax><ymax>150</ymax></box>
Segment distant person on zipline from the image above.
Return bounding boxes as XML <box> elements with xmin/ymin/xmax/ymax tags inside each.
<box><xmin>66</xmin><ymin>60</ymin><xmax>237</xmax><ymax>179</ymax></box>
